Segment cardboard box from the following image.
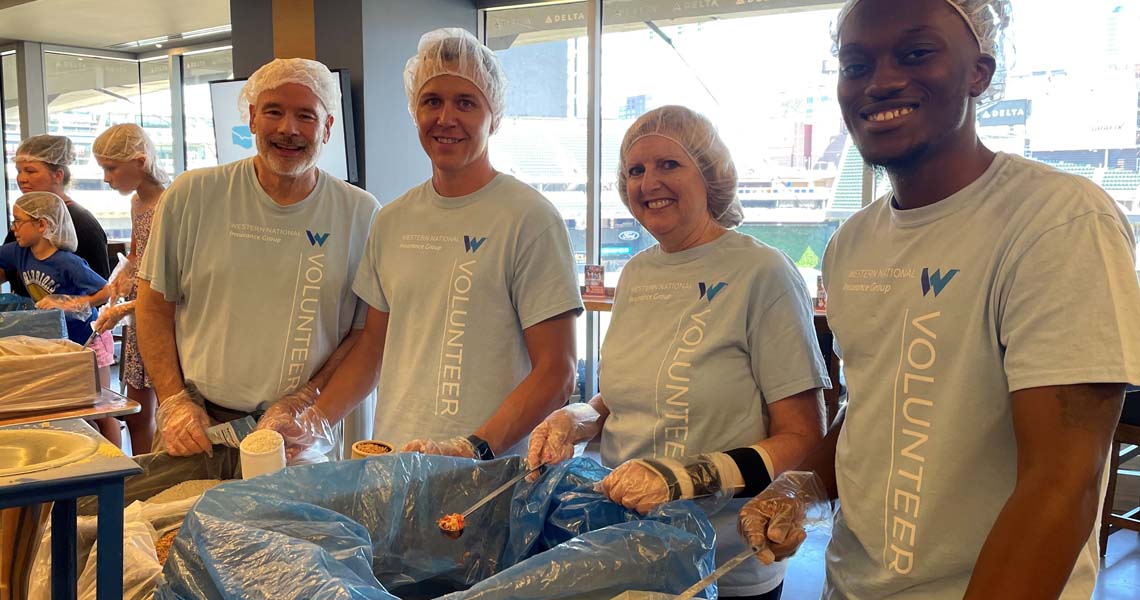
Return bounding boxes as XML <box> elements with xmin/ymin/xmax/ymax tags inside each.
<box><xmin>0</xmin><ymin>336</ymin><xmax>100</xmax><ymax>415</ymax></box>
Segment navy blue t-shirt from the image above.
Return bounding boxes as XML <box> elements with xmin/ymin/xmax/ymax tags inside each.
<box><xmin>0</xmin><ymin>243</ymin><xmax>105</xmax><ymax>344</ymax></box>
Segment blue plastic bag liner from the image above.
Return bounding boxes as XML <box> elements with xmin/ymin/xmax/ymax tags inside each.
<box><xmin>0</xmin><ymin>308</ymin><xmax>66</xmax><ymax>339</ymax></box>
<box><xmin>0</xmin><ymin>293</ymin><xmax>36</xmax><ymax>312</ymax></box>
<box><xmin>156</xmin><ymin>455</ymin><xmax>717</xmax><ymax>600</ymax></box>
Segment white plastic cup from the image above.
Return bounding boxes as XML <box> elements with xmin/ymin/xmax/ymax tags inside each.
<box><xmin>240</xmin><ymin>429</ymin><xmax>286</xmax><ymax>480</ymax></box>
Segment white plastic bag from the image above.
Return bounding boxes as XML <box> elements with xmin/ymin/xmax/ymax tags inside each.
<box><xmin>29</xmin><ymin>496</ymin><xmax>205</xmax><ymax>600</ymax></box>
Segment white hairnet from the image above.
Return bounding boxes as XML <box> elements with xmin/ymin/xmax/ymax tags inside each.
<box><xmin>238</xmin><ymin>58</ymin><xmax>341</xmax><ymax>123</ymax></box>
<box><xmin>833</xmin><ymin>0</ymin><xmax>1011</xmax><ymax>103</ymax></box>
<box><xmin>14</xmin><ymin>135</ymin><xmax>75</xmax><ymax>166</ymax></box>
<box><xmin>617</xmin><ymin>105</ymin><xmax>742</xmax><ymax>229</ymax></box>
<box><xmin>404</xmin><ymin>28</ymin><xmax>508</xmax><ymax>131</ymax></box>
<box><xmin>93</xmin><ymin>123</ymin><xmax>170</xmax><ymax>185</ymax></box>
<box><xmin>14</xmin><ymin>192</ymin><xmax>78</xmax><ymax>252</ymax></box>
<box><xmin>834</xmin><ymin>0</ymin><xmax>1011</xmax><ymax>58</ymax></box>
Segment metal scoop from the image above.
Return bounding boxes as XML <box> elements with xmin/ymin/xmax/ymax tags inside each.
<box><xmin>439</xmin><ymin>463</ymin><xmax>544</xmax><ymax>539</ymax></box>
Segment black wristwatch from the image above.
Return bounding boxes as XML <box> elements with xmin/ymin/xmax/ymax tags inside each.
<box><xmin>466</xmin><ymin>434</ymin><xmax>495</xmax><ymax>460</ymax></box>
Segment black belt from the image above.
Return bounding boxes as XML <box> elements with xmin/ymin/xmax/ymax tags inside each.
<box><xmin>203</xmin><ymin>398</ymin><xmax>264</xmax><ymax>424</ymax></box>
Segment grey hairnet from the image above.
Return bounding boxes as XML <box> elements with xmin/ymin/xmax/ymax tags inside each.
<box><xmin>14</xmin><ymin>192</ymin><xmax>78</xmax><ymax>252</ymax></box>
<box><xmin>14</xmin><ymin>135</ymin><xmax>76</xmax><ymax>167</ymax></box>
<box><xmin>617</xmin><ymin>105</ymin><xmax>742</xmax><ymax>229</ymax></box>
<box><xmin>404</xmin><ymin>28</ymin><xmax>508</xmax><ymax>131</ymax></box>
<box><xmin>93</xmin><ymin>123</ymin><xmax>170</xmax><ymax>185</ymax></box>
<box><xmin>239</xmin><ymin>58</ymin><xmax>341</xmax><ymax>122</ymax></box>
<box><xmin>833</xmin><ymin>0</ymin><xmax>1012</xmax><ymax>102</ymax></box>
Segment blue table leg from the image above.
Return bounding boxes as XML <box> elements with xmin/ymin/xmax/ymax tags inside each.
<box><xmin>95</xmin><ymin>480</ymin><xmax>125</xmax><ymax>600</ymax></box>
<box><xmin>51</xmin><ymin>499</ymin><xmax>78</xmax><ymax>600</ymax></box>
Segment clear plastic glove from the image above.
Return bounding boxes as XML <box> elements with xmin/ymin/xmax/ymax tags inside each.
<box><xmin>401</xmin><ymin>436</ymin><xmax>476</xmax><ymax>458</ymax></box>
<box><xmin>106</xmin><ymin>253</ymin><xmax>137</xmax><ymax>303</ymax></box>
<box><xmin>526</xmin><ymin>403</ymin><xmax>603</xmax><ymax>479</ymax></box>
<box><xmin>254</xmin><ymin>383</ymin><xmax>333</xmax><ymax>461</ymax></box>
<box><xmin>600</xmin><ymin>453</ymin><xmax>740</xmax><ymax>515</ymax></box>
<box><xmin>157</xmin><ymin>389</ymin><xmax>212</xmax><ymax>457</ymax></box>
<box><xmin>92</xmin><ymin>300</ymin><xmax>135</xmax><ymax>333</ymax></box>
<box><xmin>36</xmin><ymin>294</ymin><xmax>93</xmax><ymax>320</ymax></box>
<box><xmin>738</xmin><ymin>471</ymin><xmax>832</xmax><ymax>565</ymax></box>
<box><xmin>108</xmin><ymin>265</ymin><xmax>137</xmax><ymax>303</ymax></box>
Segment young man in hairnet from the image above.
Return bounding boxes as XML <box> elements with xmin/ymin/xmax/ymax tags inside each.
<box><xmin>136</xmin><ymin>58</ymin><xmax>380</xmax><ymax>459</ymax></box>
<box><xmin>735</xmin><ymin>1</ymin><xmax>1140</xmax><ymax>597</ymax></box>
<box><xmin>257</xmin><ymin>28</ymin><xmax>582</xmax><ymax>463</ymax></box>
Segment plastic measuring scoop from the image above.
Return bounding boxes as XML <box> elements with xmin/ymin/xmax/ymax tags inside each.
<box><xmin>675</xmin><ymin>546</ymin><xmax>759</xmax><ymax>600</ymax></box>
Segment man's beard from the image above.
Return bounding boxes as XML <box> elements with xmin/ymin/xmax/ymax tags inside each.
<box><xmin>257</xmin><ymin>132</ymin><xmax>324</xmax><ymax>177</ymax></box>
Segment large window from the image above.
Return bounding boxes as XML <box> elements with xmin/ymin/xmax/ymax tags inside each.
<box><xmin>2</xmin><ymin>52</ymin><xmax>19</xmax><ymax>212</ymax></box>
<box><xmin>483</xmin><ymin>0</ymin><xmax>1140</xmax><ymax>392</ymax></box>
<box><xmin>487</xmin><ymin>3</ymin><xmax>590</xmax><ymax>374</ymax></box>
<box><xmin>3</xmin><ymin>46</ymin><xmax>231</xmax><ymax>239</ymax></box>
<box><xmin>182</xmin><ymin>48</ymin><xmax>233</xmax><ymax>170</ymax></box>
<box><xmin>600</xmin><ymin>3</ymin><xmax>852</xmax><ymax>294</ymax></box>
<box><xmin>44</xmin><ymin>52</ymin><xmax>142</xmax><ymax>240</ymax></box>
<box><xmin>979</xmin><ymin>0</ymin><xmax>1140</xmax><ymax>211</ymax></box>
<box><xmin>140</xmin><ymin>57</ymin><xmax>174</xmax><ymax>180</ymax></box>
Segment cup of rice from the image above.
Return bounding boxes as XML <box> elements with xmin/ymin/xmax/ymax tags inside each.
<box><xmin>351</xmin><ymin>439</ymin><xmax>394</xmax><ymax>459</ymax></box>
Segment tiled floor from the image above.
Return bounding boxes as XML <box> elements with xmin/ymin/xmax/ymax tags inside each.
<box><xmin>783</xmin><ymin>528</ymin><xmax>1140</xmax><ymax>599</ymax></box>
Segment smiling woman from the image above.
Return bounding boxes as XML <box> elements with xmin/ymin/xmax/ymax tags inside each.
<box><xmin>616</xmin><ymin>106</ymin><xmax>739</xmax><ymax>253</ymax></box>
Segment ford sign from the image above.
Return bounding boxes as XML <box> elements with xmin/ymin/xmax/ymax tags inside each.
<box><xmin>618</xmin><ymin>230</ymin><xmax>640</xmax><ymax>241</ymax></box>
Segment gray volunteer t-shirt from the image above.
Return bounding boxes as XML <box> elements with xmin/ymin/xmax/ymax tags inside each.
<box><xmin>600</xmin><ymin>230</ymin><xmax>830</xmax><ymax>597</ymax></box>
<box><xmin>140</xmin><ymin>158</ymin><xmax>379</xmax><ymax>412</ymax></box>
<box><xmin>822</xmin><ymin>153</ymin><xmax>1140</xmax><ymax>599</ymax></box>
<box><xmin>353</xmin><ymin>173</ymin><xmax>583</xmax><ymax>454</ymax></box>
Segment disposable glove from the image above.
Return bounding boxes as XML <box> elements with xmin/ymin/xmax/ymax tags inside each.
<box><xmin>738</xmin><ymin>471</ymin><xmax>831</xmax><ymax>565</ymax></box>
<box><xmin>157</xmin><ymin>388</ymin><xmax>212</xmax><ymax>457</ymax></box>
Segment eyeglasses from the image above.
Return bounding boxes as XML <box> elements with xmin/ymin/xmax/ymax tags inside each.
<box><xmin>9</xmin><ymin>218</ymin><xmax>37</xmax><ymax>231</ymax></box>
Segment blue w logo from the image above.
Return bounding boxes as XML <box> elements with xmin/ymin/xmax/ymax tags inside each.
<box><xmin>921</xmin><ymin>268</ymin><xmax>959</xmax><ymax>297</ymax></box>
<box><xmin>306</xmin><ymin>230</ymin><xmax>330</xmax><ymax>247</ymax></box>
<box><xmin>464</xmin><ymin>235</ymin><xmax>488</xmax><ymax>254</ymax></box>
<box><xmin>698</xmin><ymin>281</ymin><xmax>728</xmax><ymax>302</ymax></box>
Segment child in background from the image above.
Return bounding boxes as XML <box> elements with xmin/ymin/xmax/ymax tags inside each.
<box><xmin>0</xmin><ymin>191</ymin><xmax>119</xmax><ymax>446</ymax></box>
<box><xmin>91</xmin><ymin>123</ymin><xmax>169</xmax><ymax>454</ymax></box>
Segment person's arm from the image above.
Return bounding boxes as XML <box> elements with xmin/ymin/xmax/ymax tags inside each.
<box><xmin>77</xmin><ymin>286</ymin><xmax>111</xmax><ymax>308</ymax></box>
<box><xmin>134</xmin><ymin>278</ymin><xmax>185</xmax><ymax>401</ymax></box>
<box><xmin>128</xmin><ymin>201</ymin><xmax>140</xmax><ymax>259</ymax></box>
<box><xmin>602</xmin><ymin>387</ymin><xmax>825</xmax><ymax>513</ymax></box>
<box><xmin>309</xmin><ymin>306</ymin><xmax>390</xmax><ymax>423</ymax></box>
<box><xmin>472</xmin><ymin>309</ymin><xmax>578</xmax><ymax>454</ymax></box>
<box><xmin>753</xmin><ymin>389</ymin><xmax>826</xmax><ymax>475</ymax></box>
<box><xmin>0</xmin><ymin>243</ymin><xmax>10</xmax><ymax>285</ymax></box>
<box><xmin>403</xmin><ymin>310</ymin><xmax>578</xmax><ymax>457</ymax></box>
<box><xmin>255</xmin><ymin>306</ymin><xmax>388</xmax><ymax>458</ymax></box>
<box><xmin>526</xmin><ymin>392</ymin><xmax>610</xmax><ymax>475</ymax></box>
<box><xmin>308</xmin><ymin>326</ymin><xmax>363</xmax><ymax>391</ymax></box>
<box><xmin>964</xmin><ymin>383</ymin><xmax>1123</xmax><ymax>598</ymax></box>
<box><xmin>797</xmin><ymin>404</ymin><xmax>844</xmax><ymax>500</ymax></box>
